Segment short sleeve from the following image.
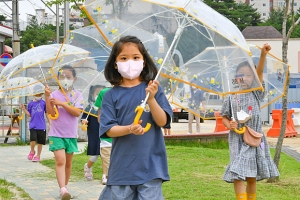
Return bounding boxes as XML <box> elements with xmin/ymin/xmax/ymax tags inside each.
<box><xmin>221</xmin><ymin>95</ymin><xmax>231</xmax><ymax>119</ymax></box>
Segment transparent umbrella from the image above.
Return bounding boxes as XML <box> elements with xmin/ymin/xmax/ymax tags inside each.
<box><xmin>81</xmin><ymin>0</ymin><xmax>262</xmax><ymax>130</ymax></box>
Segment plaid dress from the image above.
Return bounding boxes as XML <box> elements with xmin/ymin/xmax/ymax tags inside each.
<box><xmin>221</xmin><ymin>88</ymin><xmax>280</xmax><ymax>183</ymax></box>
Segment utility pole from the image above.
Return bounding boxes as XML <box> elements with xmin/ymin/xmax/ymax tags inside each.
<box><xmin>12</xmin><ymin>0</ymin><xmax>20</xmax><ymax>57</ymax></box>
<box><xmin>56</xmin><ymin>4</ymin><xmax>59</xmax><ymax>43</ymax></box>
<box><xmin>64</xmin><ymin>1</ymin><xmax>69</xmax><ymax>43</ymax></box>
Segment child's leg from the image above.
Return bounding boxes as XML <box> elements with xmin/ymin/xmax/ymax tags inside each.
<box><xmin>36</xmin><ymin>130</ymin><xmax>46</xmax><ymax>158</ymax></box>
<box><xmin>36</xmin><ymin>144</ymin><xmax>42</xmax><ymax>158</ymax></box>
<box><xmin>100</xmin><ymin>147</ymin><xmax>111</xmax><ymax>176</ymax></box>
<box><xmin>168</xmin><ymin>128</ymin><xmax>171</xmax><ymax>135</ymax></box>
<box><xmin>246</xmin><ymin>177</ymin><xmax>257</xmax><ymax>199</ymax></box>
<box><xmin>234</xmin><ymin>179</ymin><xmax>246</xmax><ymax>200</ymax></box>
<box><xmin>53</xmin><ymin>149</ymin><xmax>67</xmax><ymax>188</ymax></box>
<box><xmin>65</xmin><ymin>152</ymin><xmax>74</xmax><ymax>186</ymax></box>
<box><xmin>30</xmin><ymin>141</ymin><xmax>36</xmax><ymax>152</ymax></box>
<box><xmin>137</xmin><ymin>179</ymin><xmax>163</xmax><ymax>200</ymax></box>
<box><xmin>29</xmin><ymin>129</ymin><xmax>37</xmax><ymax>153</ymax></box>
<box><xmin>87</xmin><ymin>155</ymin><xmax>98</xmax><ymax>168</ymax></box>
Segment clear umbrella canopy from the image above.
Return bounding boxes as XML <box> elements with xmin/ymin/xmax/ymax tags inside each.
<box><xmin>82</xmin><ymin>0</ymin><xmax>261</xmax><ymax>96</ymax></box>
<box><xmin>249</xmin><ymin>44</ymin><xmax>289</xmax><ymax>108</ymax></box>
<box><xmin>0</xmin><ymin>77</ymin><xmax>45</xmax><ymax>98</ymax></box>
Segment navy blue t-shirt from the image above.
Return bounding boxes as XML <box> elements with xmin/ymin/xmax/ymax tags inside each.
<box><xmin>100</xmin><ymin>82</ymin><xmax>172</xmax><ymax>185</ymax></box>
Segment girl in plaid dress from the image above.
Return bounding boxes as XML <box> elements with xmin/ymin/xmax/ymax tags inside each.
<box><xmin>221</xmin><ymin>44</ymin><xmax>279</xmax><ymax>200</ymax></box>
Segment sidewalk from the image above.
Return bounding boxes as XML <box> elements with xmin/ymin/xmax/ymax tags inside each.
<box><xmin>0</xmin><ymin>142</ymin><xmax>104</xmax><ymax>200</ymax></box>
<box><xmin>0</xmin><ymin>120</ymin><xmax>300</xmax><ymax>199</ymax></box>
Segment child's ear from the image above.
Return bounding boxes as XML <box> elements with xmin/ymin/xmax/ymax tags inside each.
<box><xmin>73</xmin><ymin>77</ymin><xmax>77</xmax><ymax>82</ymax></box>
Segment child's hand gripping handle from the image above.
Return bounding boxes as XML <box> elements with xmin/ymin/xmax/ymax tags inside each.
<box><xmin>18</xmin><ymin>112</ymin><xmax>25</xmax><ymax>120</ymax></box>
<box><xmin>231</xmin><ymin>117</ymin><xmax>245</xmax><ymax>134</ymax></box>
<box><xmin>48</xmin><ymin>106</ymin><xmax>59</xmax><ymax>120</ymax></box>
<box><xmin>134</xmin><ymin>105</ymin><xmax>151</xmax><ymax>132</ymax></box>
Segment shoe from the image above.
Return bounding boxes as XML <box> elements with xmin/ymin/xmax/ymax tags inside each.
<box><xmin>32</xmin><ymin>156</ymin><xmax>40</xmax><ymax>162</ymax></box>
<box><xmin>102</xmin><ymin>174</ymin><xmax>107</xmax><ymax>185</ymax></box>
<box><xmin>27</xmin><ymin>151</ymin><xmax>35</xmax><ymax>160</ymax></box>
<box><xmin>84</xmin><ymin>163</ymin><xmax>93</xmax><ymax>181</ymax></box>
<box><xmin>60</xmin><ymin>187</ymin><xmax>71</xmax><ymax>200</ymax></box>
<box><xmin>187</xmin><ymin>132</ymin><xmax>192</xmax><ymax>134</ymax></box>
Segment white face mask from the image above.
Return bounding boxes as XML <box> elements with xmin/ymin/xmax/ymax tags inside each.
<box><xmin>59</xmin><ymin>78</ymin><xmax>73</xmax><ymax>90</ymax></box>
<box><xmin>116</xmin><ymin>60</ymin><xmax>144</xmax><ymax>80</ymax></box>
<box><xmin>34</xmin><ymin>96</ymin><xmax>42</xmax><ymax>101</ymax></box>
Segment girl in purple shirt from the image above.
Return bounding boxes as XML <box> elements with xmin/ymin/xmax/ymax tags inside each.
<box><xmin>45</xmin><ymin>65</ymin><xmax>83</xmax><ymax>200</ymax></box>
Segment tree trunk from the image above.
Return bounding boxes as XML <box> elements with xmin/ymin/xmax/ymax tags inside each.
<box><xmin>267</xmin><ymin>2</ymin><xmax>290</xmax><ymax>183</ymax></box>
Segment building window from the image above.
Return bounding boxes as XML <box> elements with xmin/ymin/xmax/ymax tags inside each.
<box><xmin>263</xmin><ymin>13</ymin><xmax>266</xmax><ymax>16</ymax></box>
<box><xmin>278</xmin><ymin>2</ymin><xmax>284</xmax><ymax>7</ymax></box>
<box><xmin>263</xmin><ymin>3</ymin><xmax>266</xmax><ymax>6</ymax></box>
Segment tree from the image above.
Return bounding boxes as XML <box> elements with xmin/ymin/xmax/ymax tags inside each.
<box><xmin>261</xmin><ymin>9</ymin><xmax>285</xmax><ymax>32</ymax></box>
<box><xmin>19</xmin><ymin>17</ymin><xmax>56</xmax><ymax>53</ymax></box>
<box><xmin>0</xmin><ymin>15</ymin><xmax>6</xmax><ymax>24</ymax></box>
<box><xmin>268</xmin><ymin>0</ymin><xmax>300</xmax><ymax>183</ymax></box>
<box><xmin>204</xmin><ymin>0</ymin><xmax>261</xmax><ymax>30</ymax></box>
<box><xmin>261</xmin><ymin>7</ymin><xmax>300</xmax><ymax>38</ymax></box>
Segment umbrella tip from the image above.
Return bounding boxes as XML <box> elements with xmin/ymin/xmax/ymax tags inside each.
<box><xmin>30</xmin><ymin>44</ymin><xmax>34</xmax><ymax>48</ymax></box>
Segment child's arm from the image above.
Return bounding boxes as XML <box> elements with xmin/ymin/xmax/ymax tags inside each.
<box><xmin>256</xmin><ymin>43</ymin><xmax>271</xmax><ymax>83</ymax></box>
<box><xmin>146</xmin><ymin>80</ymin><xmax>167</xmax><ymax>127</ymax></box>
<box><xmin>50</xmin><ymin>98</ymin><xmax>82</xmax><ymax>117</ymax></box>
<box><xmin>222</xmin><ymin>116</ymin><xmax>238</xmax><ymax>130</ymax></box>
<box><xmin>45</xmin><ymin>87</ymin><xmax>55</xmax><ymax>117</ymax></box>
<box><xmin>20</xmin><ymin>104</ymin><xmax>31</xmax><ymax>117</ymax></box>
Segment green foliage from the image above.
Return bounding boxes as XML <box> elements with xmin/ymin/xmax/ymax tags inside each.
<box><xmin>0</xmin><ymin>179</ymin><xmax>32</xmax><ymax>200</ymax></box>
<box><xmin>19</xmin><ymin>17</ymin><xmax>56</xmax><ymax>53</ymax></box>
<box><xmin>261</xmin><ymin>8</ymin><xmax>285</xmax><ymax>32</ymax></box>
<box><xmin>260</xmin><ymin>7</ymin><xmax>300</xmax><ymax>38</ymax></box>
<box><xmin>39</xmin><ymin>142</ymin><xmax>300</xmax><ymax>199</ymax></box>
<box><xmin>0</xmin><ymin>15</ymin><xmax>6</xmax><ymax>24</ymax></box>
<box><xmin>204</xmin><ymin>0</ymin><xmax>261</xmax><ymax>30</ymax></box>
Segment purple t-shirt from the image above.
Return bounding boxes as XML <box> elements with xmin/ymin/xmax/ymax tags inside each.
<box><xmin>48</xmin><ymin>90</ymin><xmax>83</xmax><ymax>138</ymax></box>
<box><xmin>27</xmin><ymin>99</ymin><xmax>46</xmax><ymax>130</ymax></box>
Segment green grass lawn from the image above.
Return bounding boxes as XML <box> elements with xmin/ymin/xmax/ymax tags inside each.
<box><xmin>38</xmin><ymin>140</ymin><xmax>300</xmax><ymax>200</ymax></box>
<box><xmin>0</xmin><ymin>179</ymin><xmax>32</xmax><ymax>200</ymax></box>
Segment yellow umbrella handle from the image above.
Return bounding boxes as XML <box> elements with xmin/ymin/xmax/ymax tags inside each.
<box><xmin>134</xmin><ymin>105</ymin><xmax>151</xmax><ymax>132</ymax></box>
<box><xmin>81</xmin><ymin>124</ymin><xmax>88</xmax><ymax>131</ymax></box>
<box><xmin>48</xmin><ymin>106</ymin><xmax>59</xmax><ymax>120</ymax></box>
<box><xmin>18</xmin><ymin>112</ymin><xmax>25</xmax><ymax>120</ymax></box>
<box><xmin>234</xmin><ymin>127</ymin><xmax>246</xmax><ymax>134</ymax></box>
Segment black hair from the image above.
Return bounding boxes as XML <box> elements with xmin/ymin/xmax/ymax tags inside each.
<box><xmin>236</xmin><ymin>61</ymin><xmax>251</xmax><ymax>73</ymax></box>
<box><xmin>88</xmin><ymin>85</ymin><xmax>104</xmax><ymax>103</ymax></box>
<box><xmin>58</xmin><ymin>65</ymin><xmax>76</xmax><ymax>77</ymax></box>
<box><xmin>104</xmin><ymin>35</ymin><xmax>158</xmax><ymax>85</ymax></box>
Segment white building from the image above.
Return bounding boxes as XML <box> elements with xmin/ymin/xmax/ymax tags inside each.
<box><xmin>236</xmin><ymin>0</ymin><xmax>300</xmax><ymax>21</ymax></box>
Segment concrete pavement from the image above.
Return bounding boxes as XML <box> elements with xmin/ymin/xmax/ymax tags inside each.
<box><xmin>0</xmin><ymin>142</ymin><xmax>105</xmax><ymax>200</ymax></box>
<box><xmin>0</xmin><ymin>120</ymin><xmax>300</xmax><ymax>199</ymax></box>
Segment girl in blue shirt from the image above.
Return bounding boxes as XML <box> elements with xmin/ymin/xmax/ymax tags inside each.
<box><xmin>99</xmin><ymin>35</ymin><xmax>172</xmax><ymax>200</ymax></box>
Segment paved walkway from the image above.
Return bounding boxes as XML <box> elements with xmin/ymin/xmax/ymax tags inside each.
<box><xmin>1</xmin><ymin>120</ymin><xmax>300</xmax><ymax>199</ymax></box>
<box><xmin>0</xmin><ymin>142</ymin><xmax>104</xmax><ymax>200</ymax></box>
